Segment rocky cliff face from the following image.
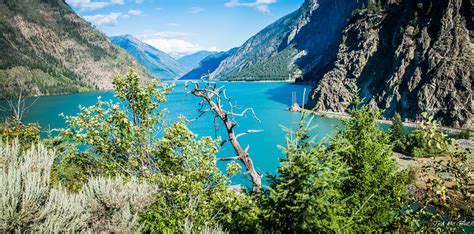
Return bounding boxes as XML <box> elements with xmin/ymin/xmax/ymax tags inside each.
<box><xmin>307</xmin><ymin>0</ymin><xmax>473</xmax><ymax>128</ymax></box>
<box><xmin>0</xmin><ymin>0</ymin><xmax>155</xmax><ymax>96</ymax></box>
<box><xmin>212</xmin><ymin>0</ymin><xmax>364</xmax><ymax>81</ymax></box>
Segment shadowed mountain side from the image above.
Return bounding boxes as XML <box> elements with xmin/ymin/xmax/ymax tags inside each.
<box><xmin>180</xmin><ymin>48</ymin><xmax>239</xmax><ymax>80</ymax></box>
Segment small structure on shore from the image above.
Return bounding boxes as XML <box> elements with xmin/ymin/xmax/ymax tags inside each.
<box><xmin>288</xmin><ymin>103</ymin><xmax>301</xmax><ymax>112</ymax></box>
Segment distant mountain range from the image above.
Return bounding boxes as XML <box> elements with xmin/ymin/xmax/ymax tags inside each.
<box><xmin>180</xmin><ymin>48</ymin><xmax>238</xmax><ymax>80</ymax></box>
<box><xmin>111</xmin><ymin>35</ymin><xmax>188</xmax><ymax>80</ymax></box>
<box><xmin>0</xmin><ymin>0</ymin><xmax>155</xmax><ymax>96</ymax></box>
<box><xmin>178</xmin><ymin>51</ymin><xmax>218</xmax><ymax>69</ymax></box>
<box><xmin>1</xmin><ymin>0</ymin><xmax>470</xmax><ymax>127</ymax></box>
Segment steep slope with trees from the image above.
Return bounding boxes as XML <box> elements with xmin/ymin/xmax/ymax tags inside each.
<box><xmin>212</xmin><ymin>0</ymin><xmax>364</xmax><ymax>81</ymax></box>
<box><xmin>0</xmin><ymin>0</ymin><xmax>155</xmax><ymax>96</ymax></box>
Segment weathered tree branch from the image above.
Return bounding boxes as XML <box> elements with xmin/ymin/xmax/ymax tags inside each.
<box><xmin>185</xmin><ymin>75</ymin><xmax>263</xmax><ymax>191</ymax></box>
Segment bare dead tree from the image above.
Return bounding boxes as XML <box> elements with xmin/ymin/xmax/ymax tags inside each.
<box><xmin>0</xmin><ymin>87</ymin><xmax>37</xmax><ymax>122</ymax></box>
<box><xmin>185</xmin><ymin>75</ymin><xmax>263</xmax><ymax>190</ymax></box>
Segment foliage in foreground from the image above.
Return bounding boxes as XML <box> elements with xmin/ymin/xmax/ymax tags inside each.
<box><xmin>263</xmin><ymin>104</ymin><xmax>409</xmax><ymax>232</ymax></box>
<box><xmin>1</xmin><ymin>68</ymin><xmax>471</xmax><ymax>232</ymax></box>
<box><xmin>0</xmin><ymin>140</ymin><xmax>156</xmax><ymax>232</ymax></box>
<box><xmin>263</xmin><ymin>116</ymin><xmax>350</xmax><ymax>232</ymax></box>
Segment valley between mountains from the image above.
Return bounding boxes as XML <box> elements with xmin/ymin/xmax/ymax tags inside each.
<box><xmin>1</xmin><ymin>0</ymin><xmax>472</xmax><ymax>128</ymax></box>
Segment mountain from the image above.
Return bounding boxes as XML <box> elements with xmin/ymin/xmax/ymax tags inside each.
<box><xmin>180</xmin><ymin>48</ymin><xmax>238</xmax><ymax>80</ymax></box>
<box><xmin>111</xmin><ymin>35</ymin><xmax>188</xmax><ymax>80</ymax></box>
<box><xmin>177</xmin><ymin>51</ymin><xmax>218</xmax><ymax>69</ymax></box>
<box><xmin>0</xmin><ymin>0</ymin><xmax>155</xmax><ymax>96</ymax></box>
<box><xmin>212</xmin><ymin>0</ymin><xmax>364</xmax><ymax>81</ymax></box>
<box><xmin>307</xmin><ymin>0</ymin><xmax>473</xmax><ymax>128</ymax></box>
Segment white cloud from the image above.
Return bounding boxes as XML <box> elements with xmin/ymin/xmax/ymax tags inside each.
<box><xmin>137</xmin><ymin>31</ymin><xmax>216</xmax><ymax>58</ymax></box>
<box><xmin>224</xmin><ymin>0</ymin><xmax>277</xmax><ymax>13</ymax></box>
<box><xmin>66</xmin><ymin>0</ymin><xmax>124</xmax><ymax>11</ymax></box>
<box><xmin>145</xmin><ymin>38</ymin><xmax>202</xmax><ymax>57</ymax></box>
<box><xmin>190</xmin><ymin>6</ymin><xmax>204</xmax><ymax>14</ymax></box>
<box><xmin>128</xmin><ymin>9</ymin><xmax>142</xmax><ymax>16</ymax></box>
<box><xmin>83</xmin><ymin>12</ymin><xmax>121</xmax><ymax>26</ymax></box>
<box><xmin>139</xmin><ymin>31</ymin><xmax>193</xmax><ymax>40</ymax></box>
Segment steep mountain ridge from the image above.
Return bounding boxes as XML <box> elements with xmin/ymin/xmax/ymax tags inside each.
<box><xmin>307</xmin><ymin>0</ymin><xmax>473</xmax><ymax>128</ymax></box>
<box><xmin>111</xmin><ymin>35</ymin><xmax>187</xmax><ymax>80</ymax></box>
<box><xmin>212</xmin><ymin>0</ymin><xmax>364</xmax><ymax>81</ymax></box>
<box><xmin>0</xmin><ymin>0</ymin><xmax>155</xmax><ymax>96</ymax></box>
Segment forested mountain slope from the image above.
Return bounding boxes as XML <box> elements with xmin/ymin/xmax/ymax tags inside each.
<box><xmin>212</xmin><ymin>0</ymin><xmax>364</xmax><ymax>81</ymax></box>
<box><xmin>0</xmin><ymin>0</ymin><xmax>155</xmax><ymax>96</ymax></box>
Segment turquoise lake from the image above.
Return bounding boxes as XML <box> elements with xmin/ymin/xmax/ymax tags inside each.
<box><xmin>1</xmin><ymin>82</ymin><xmax>342</xmax><ymax>185</ymax></box>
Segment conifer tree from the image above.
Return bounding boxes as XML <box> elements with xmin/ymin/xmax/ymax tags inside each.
<box><xmin>390</xmin><ymin>113</ymin><xmax>406</xmax><ymax>152</ymax></box>
<box><xmin>263</xmin><ymin>115</ymin><xmax>349</xmax><ymax>232</ymax></box>
<box><xmin>331</xmin><ymin>103</ymin><xmax>408</xmax><ymax>231</ymax></box>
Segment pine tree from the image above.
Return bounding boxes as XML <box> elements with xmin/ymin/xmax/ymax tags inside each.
<box><xmin>331</xmin><ymin>104</ymin><xmax>408</xmax><ymax>231</ymax></box>
<box><xmin>264</xmin><ymin>115</ymin><xmax>349</xmax><ymax>232</ymax></box>
<box><xmin>390</xmin><ymin>113</ymin><xmax>406</xmax><ymax>152</ymax></box>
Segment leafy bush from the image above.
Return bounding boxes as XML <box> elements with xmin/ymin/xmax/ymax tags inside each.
<box><xmin>61</xmin><ymin>69</ymin><xmax>172</xmax><ymax>179</ymax></box>
<box><xmin>405</xmin><ymin>113</ymin><xmax>449</xmax><ymax>157</ymax></box>
<box><xmin>397</xmin><ymin>144</ymin><xmax>473</xmax><ymax>232</ymax></box>
<box><xmin>0</xmin><ymin>117</ymin><xmax>40</xmax><ymax>147</ymax></box>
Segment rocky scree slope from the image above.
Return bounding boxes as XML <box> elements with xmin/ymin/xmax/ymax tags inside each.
<box><xmin>212</xmin><ymin>0</ymin><xmax>365</xmax><ymax>81</ymax></box>
<box><xmin>0</xmin><ymin>0</ymin><xmax>155</xmax><ymax>97</ymax></box>
<box><xmin>307</xmin><ymin>0</ymin><xmax>473</xmax><ymax>128</ymax></box>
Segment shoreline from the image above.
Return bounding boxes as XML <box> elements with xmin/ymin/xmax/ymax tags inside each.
<box><xmin>177</xmin><ymin>79</ymin><xmax>297</xmax><ymax>83</ymax></box>
<box><xmin>290</xmin><ymin>107</ymin><xmax>472</xmax><ymax>135</ymax></box>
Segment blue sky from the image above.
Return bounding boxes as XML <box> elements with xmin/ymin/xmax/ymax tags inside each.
<box><xmin>66</xmin><ymin>0</ymin><xmax>303</xmax><ymax>57</ymax></box>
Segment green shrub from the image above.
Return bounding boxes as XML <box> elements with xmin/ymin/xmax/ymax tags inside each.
<box><xmin>0</xmin><ymin>117</ymin><xmax>40</xmax><ymax>147</ymax></box>
<box><xmin>405</xmin><ymin>113</ymin><xmax>449</xmax><ymax>157</ymax></box>
<box><xmin>458</xmin><ymin>129</ymin><xmax>471</xmax><ymax>139</ymax></box>
<box><xmin>263</xmin><ymin>104</ymin><xmax>409</xmax><ymax>232</ymax></box>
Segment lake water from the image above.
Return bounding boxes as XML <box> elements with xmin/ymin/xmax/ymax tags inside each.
<box><xmin>1</xmin><ymin>82</ymin><xmax>342</xmax><ymax>185</ymax></box>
